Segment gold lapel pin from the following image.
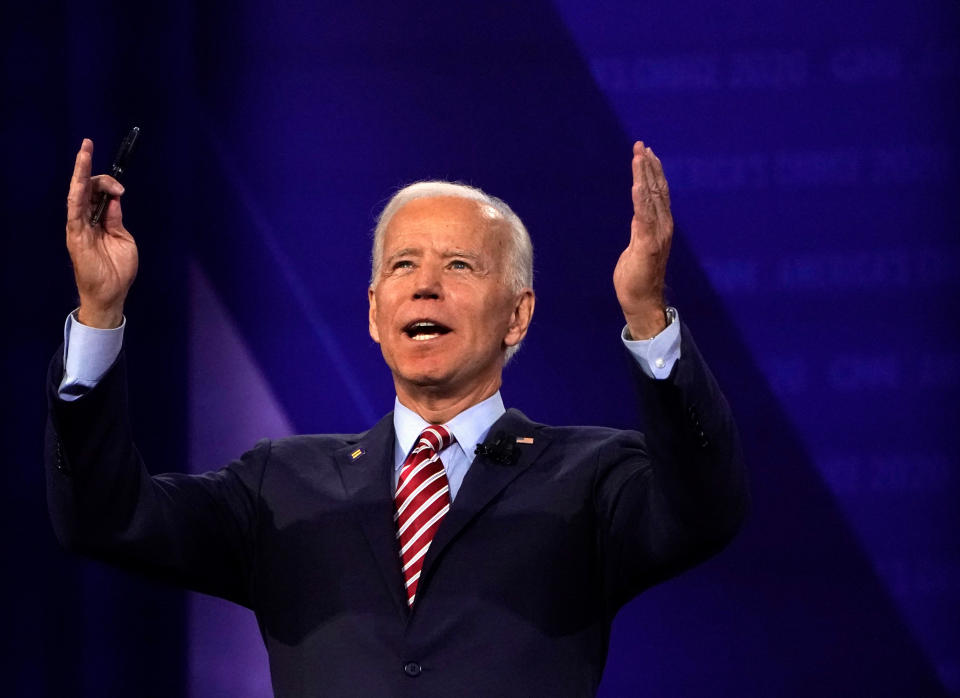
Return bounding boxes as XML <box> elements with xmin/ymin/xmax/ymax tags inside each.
<box><xmin>350</xmin><ymin>448</ymin><xmax>365</xmax><ymax>460</ymax></box>
<box><xmin>515</xmin><ymin>437</ymin><xmax>534</xmax><ymax>445</ymax></box>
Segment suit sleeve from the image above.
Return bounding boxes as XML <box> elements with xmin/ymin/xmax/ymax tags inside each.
<box><xmin>45</xmin><ymin>347</ymin><xmax>266</xmax><ymax>608</ymax></box>
<box><xmin>594</xmin><ymin>322</ymin><xmax>749</xmax><ymax>611</ymax></box>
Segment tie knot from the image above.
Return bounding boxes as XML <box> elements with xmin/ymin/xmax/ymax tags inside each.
<box><xmin>417</xmin><ymin>425</ymin><xmax>454</xmax><ymax>454</ymax></box>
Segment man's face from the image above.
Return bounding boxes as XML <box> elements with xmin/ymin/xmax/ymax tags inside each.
<box><xmin>368</xmin><ymin>196</ymin><xmax>534</xmax><ymax>403</ymax></box>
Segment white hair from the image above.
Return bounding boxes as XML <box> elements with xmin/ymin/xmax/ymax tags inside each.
<box><xmin>370</xmin><ymin>181</ymin><xmax>534</xmax><ymax>360</ymax></box>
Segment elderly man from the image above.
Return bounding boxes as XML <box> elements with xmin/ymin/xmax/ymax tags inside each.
<box><xmin>47</xmin><ymin>139</ymin><xmax>747</xmax><ymax>696</ymax></box>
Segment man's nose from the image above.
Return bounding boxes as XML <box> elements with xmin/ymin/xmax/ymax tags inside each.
<box><xmin>412</xmin><ymin>263</ymin><xmax>443</xmax><ymax>300</ymax></box>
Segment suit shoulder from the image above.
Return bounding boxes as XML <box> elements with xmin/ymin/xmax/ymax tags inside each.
<box><xmin>267</xmin><ymin>430</ymin><xmax>368</xmax><ymax>454</ymax></box>
<box><xmin>542</xmin><ymin>423</ymin><xmax>644</xmax><ymax>449</ymax></box>
<box><xmin>509</xmin><ymin>411</ymin><xmax>643</xmax><ymax>451</ymax></box>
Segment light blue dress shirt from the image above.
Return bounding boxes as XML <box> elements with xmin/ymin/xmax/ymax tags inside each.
<box><xmin>392</xmin><ymin>392</ymin><xmax>507</xmax><ymax>501</ymax></box>
<box><xmin>59</xmin><ymin>311</ymin><xmax>126</xmax><ymax>401</ymax></box>
<box><xmin>57</xmin><ymin>308</ymin><xmax>682</xmax><ymax>496</ymax></box>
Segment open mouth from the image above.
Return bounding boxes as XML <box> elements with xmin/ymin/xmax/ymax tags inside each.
<box><xmin>403</xmin><ymin>320</ymin><xmax>452</xmax><ymax>341</ymax></box>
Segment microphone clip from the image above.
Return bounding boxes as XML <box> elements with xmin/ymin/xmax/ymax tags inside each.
<box><xmin>474</xmin><ymin>431</ymin><xmax>520</xmax><ymax>466</ymax></box>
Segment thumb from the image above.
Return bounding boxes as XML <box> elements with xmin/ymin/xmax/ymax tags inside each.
<box><xmin>103</xmin><ymin>196</ymin><xmax>125</xmax><ymax>234</ymax></box>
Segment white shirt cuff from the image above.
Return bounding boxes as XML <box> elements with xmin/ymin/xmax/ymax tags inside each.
<box><xmin>620</xmin><ymin>307</ymin><xmax>681</xmax><ymax>380</ymax></box>
<box><xmin>58</xmin><ymin>310</ymin><xmax>126</xmax><ymax>401</ymax></box>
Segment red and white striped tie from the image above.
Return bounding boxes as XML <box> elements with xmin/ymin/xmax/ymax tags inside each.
<box><xmin>395</xmin><ymin>425</ymin><xmax>454</xmax><ymax>606</ymax></box>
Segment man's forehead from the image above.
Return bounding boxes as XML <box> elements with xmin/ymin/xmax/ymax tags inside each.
<box><xmin>384</xmin><ymin>196</ymin><xmax>507</xmax><ymax>246</ymax></box>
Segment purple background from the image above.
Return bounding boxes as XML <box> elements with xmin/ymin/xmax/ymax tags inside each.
<box><xmin>4</xmin><ymin>0</ymin><xmax>958</xmax><ymax>695</ymax></box>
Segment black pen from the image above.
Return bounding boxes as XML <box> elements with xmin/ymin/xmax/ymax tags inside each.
<box><xmin>90</xmin><ymin>126</ymin><xmax>140</xmax><ymax>226</ymax></box>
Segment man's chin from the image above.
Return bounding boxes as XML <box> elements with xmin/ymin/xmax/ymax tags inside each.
<box><xmin>389</xmin><ymin>351</ymin><xmax>501</xmax><ymax>399</ymax></box>
<box><xmin>398</xmin><ymin>369</ymin><xmax>455</xmax><ymax>391</ymax></box>
<box><xmin>392</xmin><ymin>360</ymin><xmax>476</xmax><ymax>398</ymax></box>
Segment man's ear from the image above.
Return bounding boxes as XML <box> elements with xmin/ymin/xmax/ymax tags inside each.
<box><xmin>504</xmin><ymin>288</ymin><xmax>535</xmax><ymax>348</ymax></box>
<box><xmin>368</xmin><ymin>286</ymin><xmax>381</xmax><ymax>344</ymax></box>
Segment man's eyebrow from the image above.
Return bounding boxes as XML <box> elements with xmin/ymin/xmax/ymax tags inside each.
<box><xmin>385</xmin><ymin>248</ymin><xmax>421</xmax><ymax>263</ymax></box>
<box><xmin>441</xmin><ymin>249</ymin><xmax>481</xmax><ymax>260</ymax></box>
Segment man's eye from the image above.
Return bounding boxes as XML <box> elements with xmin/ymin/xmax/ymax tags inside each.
<box><xmin>449</xmin><ymin>260</ymin><xmax>471</xmax><ymax>270</ymax></box>
<box><xmin>392</xmin><ymin>260</ymin><xmax>413</xmax><ymax>270</ymax></box>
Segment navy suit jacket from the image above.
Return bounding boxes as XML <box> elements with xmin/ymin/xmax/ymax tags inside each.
<box><xmin>45</xmin><ymin>323</ymin><xmax>747</xmax><ymax>697</ymax></box>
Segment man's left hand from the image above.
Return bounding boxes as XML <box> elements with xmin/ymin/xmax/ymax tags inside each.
<box><xmin>613</xmin><ymin>141</ymin><xmax>674</xmax><ymax>339</ymax></box>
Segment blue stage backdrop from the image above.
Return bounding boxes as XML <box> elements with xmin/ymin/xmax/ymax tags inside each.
<box><xmin>4</xmin><ymin>1</ymin><xmax>958</xmax><ymax>696</ymax></box>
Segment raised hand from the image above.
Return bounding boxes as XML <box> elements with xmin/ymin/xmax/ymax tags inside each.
<box><xmin>613</xmin><ymin>141</ymin><xmax>674</xmax><ymax>339</ymax></box>
<box><xmin>65</xmin><ymin>139</ymin><xmax>139</xmax><ymax>328</ymax></box>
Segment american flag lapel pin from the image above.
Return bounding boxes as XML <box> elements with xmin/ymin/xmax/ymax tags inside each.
<box><xmin>515</xmin><ymin>436</ymin><xmax>534</xmax><ymax>445</ymax></box>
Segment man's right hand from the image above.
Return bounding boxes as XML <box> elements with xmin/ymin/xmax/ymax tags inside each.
<box><xmin>66</xmin><ymin>138</ymin><xmax>138</xmax><ymax>329</ymax></box>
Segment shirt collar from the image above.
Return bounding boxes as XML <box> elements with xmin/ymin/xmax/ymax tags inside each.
<box><xmin>393</xmin><ymin>392</ymin><xmax>506</xmax><ymax>469</ymax></box>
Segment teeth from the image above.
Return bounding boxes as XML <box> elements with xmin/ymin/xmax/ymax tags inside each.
<box><xmin>405</xmin><ymin>320</ymin><xmax>449</xmax><ymax>341</ymax></box>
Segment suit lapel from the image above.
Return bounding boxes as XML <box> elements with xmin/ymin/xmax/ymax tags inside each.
<box><xmin>333</xmin><ymin>413</ymin><xmax>409</xmax><ymax>621</ymax></box>
<box><xmin>418</xmin><ymin>409</ymin><xmax>550</xmax><ymax>595</ymax></box>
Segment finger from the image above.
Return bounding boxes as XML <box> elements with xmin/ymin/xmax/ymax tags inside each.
<box><xmin>641</xmin><ymin>147</ymin><xmax>662</xmax><ymax>203</ymax></box>
<box><xmin>643</xmin><ymin>149</ymin><xmax>673</xmax><ymax>239</ymax></box>
<box><xmin>632</xmin><ymin>141</ymin><xmax>649</xmax><ymax>208</ymax></box>
<box><xmin>70</xmin><ymin>138</ymin><xmax>93</xmax><ymax>184</ymax></box>
<box><xmin>632</xmin><ymin>156</ymin><xmax>656</xmax><ymax>234</ymax></box>
<box><xmin>66</xmin><ymin>139</ymin><xmax>94</xmax><ymax>226</ymax></box>
<box><xmin>632</xmin><ymin>140</ymin><xmax>645</xmax><ymax>185</ymax></box>
<box><xmin>635</xmin><ymin>150</ymin><xmax>663</xmax><ymax>232</ymax></box>
<box><xmin>641</xmin><ymin>150</ymin><xmax>669</xmax><ymax>231</ymax></box>
<box><xmin>632</xmin><ymin>184</ymin><xmax>656</xmax><ymax>245</ymax></box>
<box><xmin>90</xmin><ymin>174</ymin><xmax>125</xmax><ymax>197</ymax></box>
<box><xmin>647</xmin><ymin>147</ymin><xmax>670</xmax><ymax>205</ymax></box>
<box><xmin>641</xmin><ymin>150</ymin><xmax>662</xmax><ymax>202</ymax></box>
<box><xmin>632</xmin><ymin>180</ymin><xmax>654</xmax><ymax>226</ymax></box>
